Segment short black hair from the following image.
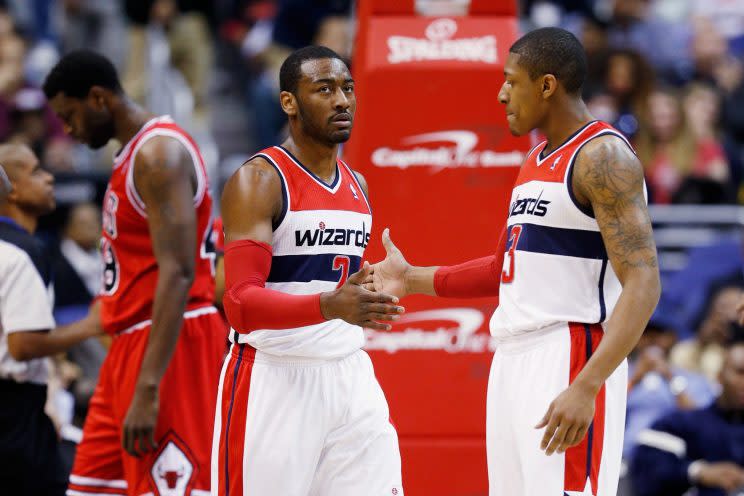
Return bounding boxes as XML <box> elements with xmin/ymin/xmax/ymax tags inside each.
<box><xmin>279</xmin><ymin>45</ymin><xmax>346</xmax><ymax>94</ymax></box>
<box><xmin>42</xmin><ymin>50</ymin><xmax>123</xmax><ymax>100</ymax></box>
<box><xmin>510</xmin><ymin>27</ymin><xmax>587</xmax><ymax>95</ymax></box>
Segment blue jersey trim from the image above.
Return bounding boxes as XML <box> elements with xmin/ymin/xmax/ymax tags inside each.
<box><xmin>598</xmin><ymin>258</ymin><xmax>608</xmax><ymax>322</ymax></box>
<box><xmin>268</xmin><ymin>254</ymin><xmax>362</xmax><ymax>283</ymax></box>
<box><xmin>510</xmin><ymin>223</ymin><xmax>607</xmax><ymax>260</ymax></box>
<box><xmin>584</xmin><ymin>324</ymin><xmax>594</xmax><ymax>485</ymax></box>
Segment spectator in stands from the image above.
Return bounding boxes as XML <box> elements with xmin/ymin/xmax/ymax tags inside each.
<box><xmin>606</xmin><ymin>0</ymin><xmax>691</xmax><ymax>81</ymax></box>
<box><xmin>630</xmin><ymin>342</ymin><xmax>744</xmax><ymax>496</ymax></box>
<box><xmin>625</xmin><ymin>318</ymin><xmax>717</xmax><ymax>461</ymax></box>
<box><xmin>673</xmin><ymin>284</ymin><xmax>744</xmax><ymax>383</ymax></box>
<box><xmin>123</xmin><ymin>0</ymin><xmax>214</xmax><ymax>123</ymax></box>
<box><xmin>601</xmin><ymin>48</ymin><xmax>655</xmax><ymax>139</ymax></box>
<box><xmin>52</xmin><ymin>203</ymin><xmax>101</xmax><ymax>309</ymax></box>
<box><xmin>0</xmin><ymin>29</ymin><xmax>73</xmax><ymax>172</ymax></box>
<box><xmin>246</xmin><ymin>0</ymin><xmax>352</xmax><ymax>149</ymax></box>
<box><xmin>51</xmin><ymin>202</ymin><xmax>106</xmax><ymax>432</ymax></box>
<box><xmin>635</xmin><ymin>87</ymin><xmax>730</xmax><ymax>204</ymax></box>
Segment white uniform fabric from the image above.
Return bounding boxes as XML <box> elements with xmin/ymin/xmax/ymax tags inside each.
<box><xmin>0</xmin><ymin>239</ymin><xmax>55</xmax><ymax>384</ymax></box>
<box><xmin>487</xmin><ymin>323</ymin><xmax>627</xmax><ymax>496</ymax></box>
<box><xmin>214</xmin><ymin>146</ymin><xmax>401</xmax><ymax>496</ymax></box>
<box><xmin>212</xmin><ymin>345</ymin><xmax>403</xmax><ymax>496</ymax></box>
<box><xmin>490</xmin><ymin>122</ymin><xmax>640</xmax><ymax>337</ymax></box>
<box><xmin>231</xmin><ymin>148</ymin><xmax>370</xmax><ymax>359</ymax></box>
<box><xmin>486</xmin><ymin>123</ymin><xmax>639</xmax><ymax>495</ymax></box>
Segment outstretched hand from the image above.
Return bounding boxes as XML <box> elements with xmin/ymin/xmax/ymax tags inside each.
<box><xmin>321</xmin><ymin>261</ymin><xmax>405</xmax><ymax>330</ymax></box>
<box><xmin>367</xmin><ymin>228</ymin><xmax>411</xmax><ymax>299</ymax></box>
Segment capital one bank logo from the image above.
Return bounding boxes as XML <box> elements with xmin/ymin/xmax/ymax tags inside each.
<box><xmin>387</xmin><ymin>18</ymin><xmax>498</xmax><ymax>64</ymax></box>
<box><xmin>365</xmin><ymin>308</ymin><xmax>497</xmax><ymax>353</ymax></box>
<box><xmin>150</xmin><ymin>440</ymin><xmax>194</xmax><ymax>495</ymax></box>
<box><xmin>371</xmin><ymin>130</ymin><xmax>524</xmax><ymax>170</ymax></box>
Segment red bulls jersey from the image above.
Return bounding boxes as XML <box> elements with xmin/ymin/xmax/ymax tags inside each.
<box><xmin>230</xmin><ymin>145</ymin><xmax>373</xmax><ymax>358</ymax></box>
<box><xmin>490</xmin><ymin>120</ymin><xmax>643</xmax><ymax>337</ymax></box>
<box><xmin>100</xmin><ymin>116</ymin><xmax>216</xmax><ymax>334</ymax></box>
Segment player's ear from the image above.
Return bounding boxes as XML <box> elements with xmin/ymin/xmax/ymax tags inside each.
<box><xmin>280</xmin><ymin>91</ymin><xmax>298</xmax><ymax>117</ymax></box>
<box><xmin>541</xmin><ymin>74</ymin><xmax>558</xmax><ymax>100</ymax></box>
<box><xmin>88</xmin><ymin>86</ymin><xmax>109</xmax><ymax>111</ymax></box>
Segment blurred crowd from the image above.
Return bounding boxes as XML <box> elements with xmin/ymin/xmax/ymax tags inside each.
<box><xmin>2</xmin><ymin>0</ymin><xmax>744</xmax><ymax>494</ymax></box>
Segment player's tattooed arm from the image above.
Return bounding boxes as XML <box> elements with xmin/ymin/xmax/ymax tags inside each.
<box><xmin>574</xmin><ymin>136</ymin><xmax>658</xmax><ymax>274</ymax></box>
<box><xmin>536</xmin><ymin>135</ymin><xmax>661</xmax><ymax>456</ymax></box>
<box><xmin>122</xmin><ymin>137</ymin><xmax>199</xmax><ymax>458</ymax></box>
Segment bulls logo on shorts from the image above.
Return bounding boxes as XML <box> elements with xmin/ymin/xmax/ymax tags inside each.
<box><xmin>149</xmin><ymin>433</ymin><xmax>196</xmax><ymax>495</ymax></box>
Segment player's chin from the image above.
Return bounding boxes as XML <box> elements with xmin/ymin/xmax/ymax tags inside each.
<box><xmin>330</xmin><ymin>130</ymin><xmax>352</xmax><ymax>143</ymax></box>
<box><xmin>507</xmin><ymin>123</ymin><xmax>526</xmax><ymax>136</ymax></box>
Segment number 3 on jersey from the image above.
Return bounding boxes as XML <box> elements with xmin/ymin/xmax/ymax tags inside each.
<box><xmin>501</xmin><ymin>225</ymin><xmax>522</xmax><ymax>284</ymax></box>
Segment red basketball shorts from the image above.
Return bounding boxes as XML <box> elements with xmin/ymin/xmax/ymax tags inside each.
<box><xmin>67</xmin><ymin>306</ymin><xmax>228</xmax><ymax>496</ymax></box>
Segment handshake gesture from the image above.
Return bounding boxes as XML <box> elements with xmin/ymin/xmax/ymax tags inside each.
<box><xmin>321</xmin><ymin>229</ymin><xmax>413</xmax><ymax>329</ymax></box>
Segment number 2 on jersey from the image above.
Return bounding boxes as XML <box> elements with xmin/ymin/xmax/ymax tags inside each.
<box><xmin>501</xmin><ymin>225</ymin><xmax>522</xmax><ymax>284</ymax></box>
<box><xmin>333</xmin><ymin>255</ymin><xmax>351</xmax><ymax>288</ymax></box>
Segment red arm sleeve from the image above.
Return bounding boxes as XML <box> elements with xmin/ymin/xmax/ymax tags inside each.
<box><xmin>433</xmin><ymin>226</ymin><xmax>507</xmax><ymax>299</ymax></box>
<box><xmin>222</xmin><ymin>240</ymin><xmax>325</xmax><ymax>332</ymax></box>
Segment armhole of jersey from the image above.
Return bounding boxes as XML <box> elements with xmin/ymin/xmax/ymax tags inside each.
<box><xmin>564</xmin><ymin>130</ymin><xmax>636</xmax><ymax>220</ymax></box>
<box><xmin>339</xmin><ymin>160</ymin><xmax>372</xmax><ymax>214</ymax></box>
<box><xmin>125</xmin><ymin>129</ymin><xmax>208</xmax><ymax>218</ymax></box>
<box><xmin>254</xmin><ymin>153</ymin><xmax>290</xmax><ymax>231</ymax></box>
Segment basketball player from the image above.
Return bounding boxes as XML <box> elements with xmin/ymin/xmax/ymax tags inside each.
<box><xmin>44</xmin><ymin>51</ymin><xmax>226</xmax><ymax>496</ymax></box>
<box><xmin>213</xmin><ymin>46</ymin><xmax>405</xmax><ymax>495</ymax></box>
<box><xmin>370</xmin><ymin>28</ymin><xmax>660</xmax><ymax>495</ymax></box>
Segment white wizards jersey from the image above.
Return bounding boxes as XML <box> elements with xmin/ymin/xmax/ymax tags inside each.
<box><xmin>231</xmin><ymin>146</ymin><xmax>372</xmax><ymax>358</ymax></box>
<box><xmin>490</xmin><ymin>121</ymin><xmax>642</xmax><ymax>338</ymax></box>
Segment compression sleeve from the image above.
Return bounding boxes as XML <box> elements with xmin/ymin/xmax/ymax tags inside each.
<box><xmin>222</xmin><ymin>240</ymin><xmax>325</xmax><ymax>332</ymax></box>
<box><xmin>432</xmin><ymin>226</ymin><xmax>507</xmax><ymax>299</ymax></box>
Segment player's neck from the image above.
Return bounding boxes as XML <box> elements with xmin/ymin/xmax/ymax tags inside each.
<box><xmin>540</xmin><ymin>100</ymin><xmax>594</xmax><ymax>156</ymax></box>
<box><xmin>113</xmin><ymin>100</ymin><xmax>156</xmax><ymax>147</ymax></box>
<box><xmin>282</xmin><ymin>136</ymin><xmax>339</xmax><ymax>183</ymax></box>
<box><xmin>0</xmin><ymin>205</ymin><xmax>36</xmax><ymax>233</ymax></box>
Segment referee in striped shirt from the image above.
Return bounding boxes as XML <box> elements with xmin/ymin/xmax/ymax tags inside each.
<box><xmin>0</xmin><ymin>145</ymin><xmax>102</xmax><ymax>495</ymax></box>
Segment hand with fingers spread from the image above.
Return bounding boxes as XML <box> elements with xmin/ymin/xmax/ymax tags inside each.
<box><xmin>535</xmin><ymin>382</ymin><xmax>597</xmax><ymax>456</ymax></box>
<box><xmin>369</xmin><ymin>228</ymin><xmax>412</xmax><ymax>299</ymax></box>
<box><xmin>320</xmin><ymin>261</ymin><xmax>405</xmax><ymax>330</ymax></box>
<box><xmin>122</xmin><ymin>384</ymin><xmax>159</xmax><ymax>458</ymax></box>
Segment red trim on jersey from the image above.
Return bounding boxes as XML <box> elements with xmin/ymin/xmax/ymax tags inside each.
<box><xmin>217</xmin><ymin>344</ymin><xmax>256</xmax><ymax>496</ymax></box>
<box><xmin>257</xmin><ymin>147</ymin><xmax>371</xmax><ymax>214</ymax></box>
<box><xmin>514</xmin><ymin>121</ymin><xmax>612</xmax><ymax>187</ymax></box>
<box><xmin>564</xmin><ymin>323</ymin><xmax>605</xmax><ymax>493</ymax></box>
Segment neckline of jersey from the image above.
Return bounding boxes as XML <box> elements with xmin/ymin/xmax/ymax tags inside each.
<box><xmin>536</xmin><ymin>120</ymin><xmax>599</xmax><ymax>164</ymax></box>
<box><xmin>113</xmin><ymin>115</ymin><xmax>173</xmax><ymax>168</ymax></box>
<box><xmin>276</xmin><ymin>145</ymin><xmax>341</xmax><ymax>192</ymax></box>
<box><xmin>0</xmin><ymin>215</ymin><xmax>27</xmax><ymax>233</ymax></box>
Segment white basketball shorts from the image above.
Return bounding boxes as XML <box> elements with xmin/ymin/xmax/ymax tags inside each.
<box><xmin>211</xmin><ymin>344</ymin><xmax>403</xmax><ymax>496</ymax></box>
<box><xmin>487</xmin><ymin>322</ymin><xmax>628</xmax><ymax>496</ymax></box>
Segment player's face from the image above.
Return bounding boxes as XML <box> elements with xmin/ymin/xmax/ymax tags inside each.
<box><xmin>498</xmin><ymin>53</ymin><xmax>546</xmax><ymax>136</ymax></box>
<box><xmin>293</xmin><ymin>58</ymin><xmax>356</xmax><ymax>145</ymax></box>
<box><xmin>49</xmin><ymin>92</ymin><xmax>115</xmax><ymax>149</ymax></box>
<box><xmin>7</xmin><ymin>148</ymin><xmax>55</xmax><ymax>215</ymax></box>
